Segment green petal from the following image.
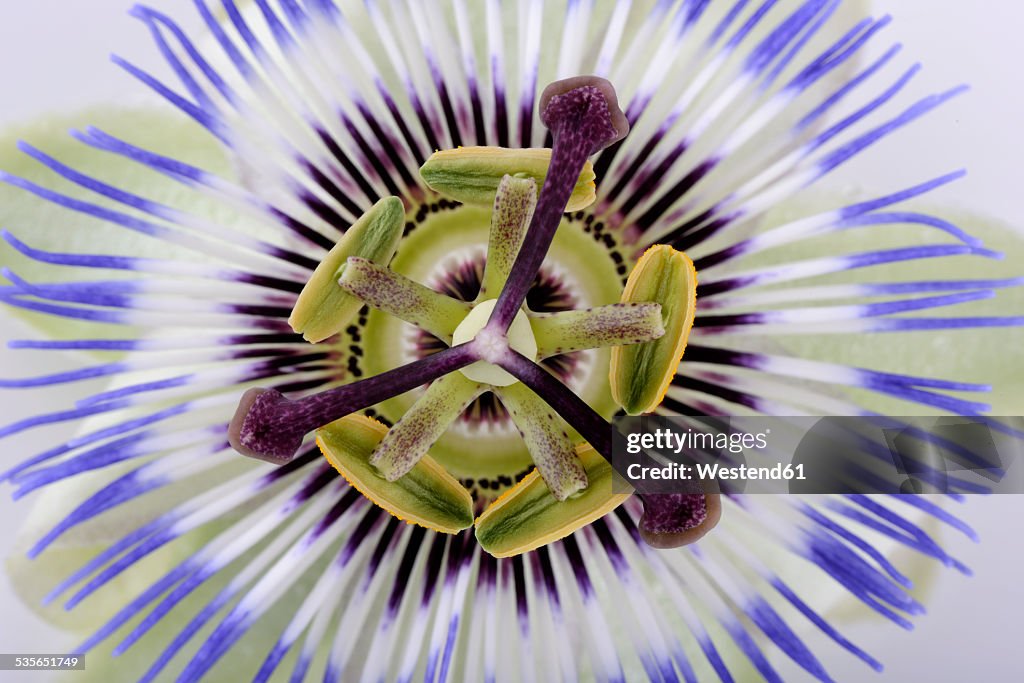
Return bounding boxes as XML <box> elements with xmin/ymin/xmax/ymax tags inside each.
<box><xmin>683</xmin><ymin>196</ymin><xmax>1020</xmax><ymax>671</ymax></box>
<box><xmin>4</xmin><ymin>368</ymin><xmax>258</xmax><ymax>631</ymax></box>
<box><xmin>739</xmin><ymin>198</ymin><xmax>1024</xmax><ymax>414</ymax></box>
<box><xmin>0</xmin><ymin>107</ymin><xmax>231</xmax><ymax>340</ymax></box>
<box><xmin>7</xmin><ymin>452</ymin><xmax>251</xmax><ymax>633</ymax></box>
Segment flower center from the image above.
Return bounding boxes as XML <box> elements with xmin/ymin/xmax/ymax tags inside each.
<box><xmin>228</xmin><ymin>75</ymin><xmax>714</xmax><ymax>553</ymax></box>
<box><xmin>451</xmin><ymin>299</ymin><xmax>537</xmax><ymax>386</ymax></box>
<box><xmin>360</xmin><ymin>203</ymin><xmax>623</xmax><ymax>487</ymax></box>
<box><xmin>410</xmin><ymin>250</ymin><xmax>586</xmax><ymax>411</ymax></box>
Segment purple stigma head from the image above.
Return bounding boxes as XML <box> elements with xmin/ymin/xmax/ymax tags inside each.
<box><xmin>540</xmin><ymin>76</ymin><xmax>629</xmax><ymax>155</ymax></box>
<box><xmin>228</xmin><ymin>387</ymin><xmax>306</xmax><ymax>464</ymax></box>
<box><xmin>637</xmin><ymin>492</ymin><xmax>722</xmax><ymax>549</ymax></box>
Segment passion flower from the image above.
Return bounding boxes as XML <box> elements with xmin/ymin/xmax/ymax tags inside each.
<box><xmin>0</xmin><ymin>2</ymin><xmax>1021</xmax><ymax>682</ymax></box>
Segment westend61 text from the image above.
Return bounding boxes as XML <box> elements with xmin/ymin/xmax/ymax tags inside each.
<box><xmin>626</xmin><ymin>462</ymin><xmax>807</xmax><ymax>482</ymax></box>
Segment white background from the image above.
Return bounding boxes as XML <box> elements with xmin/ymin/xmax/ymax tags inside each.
<box><xmin>0</xmin><ymin>1</ymin><xmax>1021</xmax><ymax>681</ymax></box>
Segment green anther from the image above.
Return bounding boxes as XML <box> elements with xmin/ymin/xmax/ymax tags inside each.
<box><xmin>289</xmin><ymin>197</ymin><xmax>405</xmax><ymax>343</ymax></box>
<box><xmin>474</xmin><ymin>443</ymin><xmax>632</xmax><ymax>557</ymax></box>
<box><xmin>610</xmin><ymin>245</ymin><xmax>698</xmax><ymax>415</ymax></box>
<box><xmin>480</xmin><ymin>174</ymin><xmax>536</xmax><ymax>297</ymax></box>
<box><xmin>369</xmin><ymin>372</ymin><xmax>484</xmax><ymax>481</ymax></box>
<box><xmin>338</xmin><ymin>256</ymin><xmax>472</xmax><ymax>343</ymax></box>
<box><xmin>493</xmin><ymin>382</ymin><xmax>587</xmax><ymax>501</ymax></box>
<box><xmin>317</xmin><ymin>414</ymin><xmax>474</xmax><ymax>534</ymax></box>
<box><xmin>531</xmin><ymin>302</ymin><xmax>666</xmax><ymax>358</ymax></box>
<box><xmin>419</xmin><ymin>146</ymin><xmax>597</xmax><ymax>212</ymax></box>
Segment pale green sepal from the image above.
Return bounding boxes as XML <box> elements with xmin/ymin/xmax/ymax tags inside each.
<box><xmin>480</xmin><ymin>174</ymin><xmax>536</xmax><ymax>297</ymax></box>
<box><xmin>7</xmin><ymin>451</ymin><xmax>254</xmax><ymax>633</ymax></box>
<box><xmin>337</xmin><ymin>256</ymin><xmax>472</xmax><ymax>342</ymax></box>
<box><xmin>532</xmin><ymin>302</ymin><xmax>665</xmax><ymax>358</ymax></box>
<box><xmin>493</xmin><ymin>382</ymin><xmax>587</xmax><ymax>501</ymax></box>
<box><xmin>368</xmin><ymin>373</ymin><xmax>484</xmax><ymax>481</ymax></box>
<box><xmin>288</xmin><ymin>197</ymin><xmax>405</xmax><ymax>343</ymax></box>
<box><xmin>419</xmin><ymin>146</ymin><xmax>596</xmax><ymax>212</ymax></box>
<box><xmin>747</xmin><ymin>198</ymin><xmax>1024</xmax><ymax>415</ymax></box>
<box><xmin>0</xmin><ymin>107</ymin><xmax>232</xmax><ymax>340</ymax></box>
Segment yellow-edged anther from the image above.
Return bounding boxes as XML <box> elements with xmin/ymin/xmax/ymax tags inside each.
<box><xmin>474</xmin><ymin>443</ymin><xmax>632</xmax><ymax>558</ymax></box>
<box><xmin>609</xmin><ymin>244</ymin><xmax>697</xmax><ymax>415</ymax></box>
<box><xmin>419</xmin><ymin>146</ymin><xmax>597</xmax><ymax>212</ymax></box>
<box><xmin>317</xmin><ymin>414</ymin><xmax>474</xmax><ymax>534</ymax></box>
<box><xmin>289</xmin><ymin>197</ymin><xmax>405</xmax><ymax>343</ymax></box>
